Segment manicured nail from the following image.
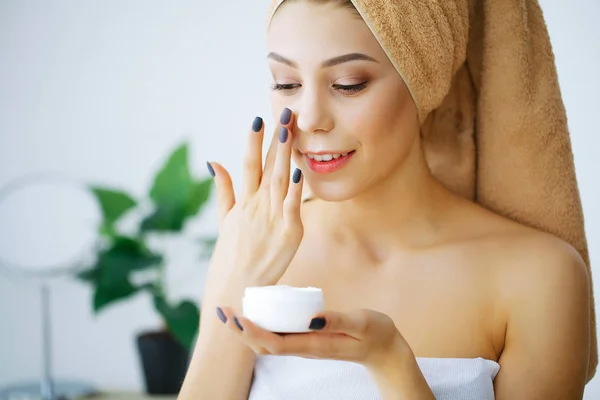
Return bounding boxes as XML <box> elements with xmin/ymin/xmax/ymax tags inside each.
<box><xmin>292</xmin><ymin>168</ymin><xmax>302</xmax><ymax>184</ymax></box>
<box><xmin>216</xmin><ymin>307</ymin><xmax>227</xmax><ymax>323</ymax></box>
<box><xmin>309</xmin><ymin>317</ymin><xmax>326</xmax><ymax>330</ymax></box>
<box><xmin>252</xmin><ymin>116</ymin><xmax>263</xmax><ymax>132</ymax></box>
<box><xmin>233</xmin><ymin>316</ymin><xmax>244</xmax><ymax>331</ymax></box>
<box><xmin>206</xmin><ymin>161</ymin><xmax>215</xmax><ymax>177</ymax></box>
<box><xmin>280</xmin><ymin>107</ymin><xmax>292</xmax><ymax>124</ymax></box>
<box><xmin>279</xmin><ymin>127</ymin><xmax>288</xmax><ymax>143</ymax></box>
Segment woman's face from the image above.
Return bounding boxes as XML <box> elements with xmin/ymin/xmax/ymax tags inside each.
<box><xmin>267</xmin><ymin>1</ymin><xmax>419</xmax><ymax>202</ymax></box>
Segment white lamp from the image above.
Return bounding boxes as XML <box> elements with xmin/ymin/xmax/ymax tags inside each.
<box><xmin>0</xmin><ymin>173</ymin><xmax>100</xmax><ymax>400</ymax></box>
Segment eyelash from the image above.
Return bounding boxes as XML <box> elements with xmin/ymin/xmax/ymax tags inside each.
<box><xmin>270</xmin><ymin>82</ymin><xmax>368</xmax><ymax>94</ymax></box>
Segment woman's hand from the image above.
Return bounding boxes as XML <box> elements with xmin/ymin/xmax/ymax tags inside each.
<box><xmin>216</xmin><ymin>307</ymin><xmax>410</xmax><ymax>370</ymax></box>
<box><xmin>216</xmin><ymin>307</ymin><xmax>436</xmax><ymax>399</ymax></box>
<box><xmin>203</xmin><ymin>108</ymin><xmax>305</xmax><ymax>298</ymax></box>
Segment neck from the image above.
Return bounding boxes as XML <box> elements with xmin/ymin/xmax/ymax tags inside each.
<box><xmin>323</xmin><ymin>140</ymin><xmax>454</xmax><ymax>250</ymax></box>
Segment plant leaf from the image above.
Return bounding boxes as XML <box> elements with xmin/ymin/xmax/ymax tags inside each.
<box><xmin>142</xmin><ymin>143</ymin><xmax>215</xmax><ymax>233</ymax></box>
<box><xmin>149</xmin><ymin>143</ymin><xmax>192</xmax><ymax>208</ymax></box>
<box><xmin>140</xmin><ymin>204</ymin><xmax>187</xmax><ymax>233</ymax></box>
<box><xmin>153</xmin><ymin>295</ymin><xmax>200</xmax><ymax>351</ymax></box>
<box><xmin>77</xmin><ymin>236</ymin><xmax>160</xmax><ymax>283</ymax></box>
<box><xmin>186</xmin><ymin>178</ymin><xmax>213</xmax><ymax>218</ymax></box>
<box><xmin>89</xmin><ymin>187</ymin><xmax>137</xmax><ymax>226</ymax></box>
<box><xmin>98</xmin><ymin>236</ymin><xmax>163</xmax><ymax>280</ymax></box>
<box><xmin>79</xmin><ymin>236</ymin><xmax>161</xmax><ymax>312</ymax></box>
<box><xmin>93</xmin><ymin>275</ymin><xmax>141</xmax><ymax>312</ymax></box>
<box><xmin>76</xmin><ymin>266</ymin><xmax>101</xmax><ymax>284</ymax></box>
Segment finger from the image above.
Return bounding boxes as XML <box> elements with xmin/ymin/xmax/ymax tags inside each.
<box><xmin>307</xmin><ymin>310</ymin><xmax>404</xmax><ymax>366</ymax></box>
<box><xmin>270</xmin><ymin>125</ymin><xmax>293</xmax><ymax>212</ymax></box>
<box><xmin>259</xmin><ymin>126</ymin><xmax>279</xmax><ymax>190</ymax></box>
<box><xmin>233</xmin><ymin>315</ymin><xmax>290</xmax><ymax>355</ymax></box>
<box><xmin>207</xmin><ymin>162</ymin><xmax>235</xmax><ymax>226</ymax></box>
<box><xmin>308</xmin><ymin>310</ymin><xmax>369</xmax><ymax>339</ymax></box>
<box><xmin>217</xmin><ymin>307</ymin><xmax>268</xmax><ymax>354</ymax></box>
<box><xmin>283</xmin><ymin>168</ymin><xmax>304</xmax><ymax>230</ymax></box>
<box><xmin>261</xmin><ymin>107</ymin><xmax>295</xmax><ymax>190</ymax></box>
<box><xmin>278</xmin><ymin>331</ymin><xmax>358</xmax><ymax>360</ymax></box>
<box><xmin>242</xmin><ymin>116</ymin><xmax>265</xmax><ymax>199</ymax></box>
<box><xmin>236</xmin><ymin>314</ymin><xmax>357</xmax><ymax>360</ymax></box>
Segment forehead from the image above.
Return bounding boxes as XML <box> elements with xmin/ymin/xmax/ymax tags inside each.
<box><xmin>267</xmin><ymin>2</ymin><xmax>383</xmax><ymax>63</ymax></box>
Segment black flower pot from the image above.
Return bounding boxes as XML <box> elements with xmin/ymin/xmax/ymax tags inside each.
<box><xmin>136</xmin><ymin>330</ymin><xmax>190</xmax><ymax>394</ymax></box>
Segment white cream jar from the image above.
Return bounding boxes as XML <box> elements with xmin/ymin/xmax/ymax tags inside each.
<box><xmin>242</xmin><ymin>285</ymin><xmax>324</xmax><ymax>333</ymax></box>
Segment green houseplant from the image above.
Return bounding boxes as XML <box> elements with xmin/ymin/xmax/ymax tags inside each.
<box><xmin>76</xmin><ymin>142</ymin><xmax>216</xmax><ymax>393</ymax></box>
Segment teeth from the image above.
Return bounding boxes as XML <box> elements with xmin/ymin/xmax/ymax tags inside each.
<box><xmin>306</xmin><ymin>153</ymin><xmax>349</xmax><ymax>161</ymax></box>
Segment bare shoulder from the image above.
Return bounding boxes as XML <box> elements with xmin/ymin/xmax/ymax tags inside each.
<box><xmin>489</xmin><ymin>216</ymin><xmax>591</xmax><ymax>334</ymax></box>
<box><xmin>473</xmin><ymin>207</ymin><xmax>589</xmax><ymax>296</ymax></box>
<box><xmin>459</xmin><ymin>199</ymin><xmax>590</xmax><ymax>298</ymax></box>
<box><xmin>460</xmin><ymin>202</ymin><xmax>591</xmax><ymax>396</ymax></box>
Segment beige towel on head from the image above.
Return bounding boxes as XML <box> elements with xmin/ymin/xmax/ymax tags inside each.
<box><xmin>266</xmin><ymin>0</ymin><xmax>596</xmax><ymax>380</ymax></box>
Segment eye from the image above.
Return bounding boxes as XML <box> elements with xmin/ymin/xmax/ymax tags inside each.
<box><xmin>332</xmin><ymin>81</ymin><xmax>368</xmax><ymax>94</ymax></box>
<box><xmin>270</xmin><ymin>81</ymin><xmax>369</xmax><ymax>95</ymax></box>
<box><xmin>270</xmin><ymin>83</ymin><xmax>301</xmax><ymax>93</ymax></box>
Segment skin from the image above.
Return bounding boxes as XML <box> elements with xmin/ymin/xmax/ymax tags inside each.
<box><xmin>179</xmin><ymin>2</ymin><xmax>591</xmax><ymax>399</ymax></box>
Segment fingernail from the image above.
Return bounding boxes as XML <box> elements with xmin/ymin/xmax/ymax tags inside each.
<box><xmin>309</xmin><ymin>317</ymin><xmax>326</xmax><ymax>330</ymax></box>
<box><xmin>252</xmin><ymin>116</ymin><xmax>263</xmax><ymax>132</ymax></box>
<box><xmin>292</xmin><ymin>168</ymin><xmax>302</xmax><ymax>184</ymax></box>
<box><xmin>279</xmin><ymin>127</ymin><xmax>288</xmax><ymax>143</ymax></box>
<box><xmin>216</xmin><ymin>307</ymin><xmax>227</xmax><ymax>323</ymax></box>
<box><xmin>233</xmin><ymin>316</ymin><xmax>244</xmax><ymax>331</ymax></box>
<box><xmin>280</xmin><ymin>107</ymin><xmax>292</xmax><ymax>124</ymax></box>
<box><xmin>206</xmin><ymin>161</ymin><xmax>215</xmax><ymax>177</ymax></box>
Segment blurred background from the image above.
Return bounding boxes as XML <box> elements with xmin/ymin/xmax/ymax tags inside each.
<box><xmin>0</xmin><ymin>0</ymin><xmax>598</xmax><ymax>398</ymax></box>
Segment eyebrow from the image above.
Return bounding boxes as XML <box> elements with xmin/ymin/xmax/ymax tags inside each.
<box><xmin>267</xmin><ymin>52</ymin><xmax>379</xmax><ymax>68</ymax></box>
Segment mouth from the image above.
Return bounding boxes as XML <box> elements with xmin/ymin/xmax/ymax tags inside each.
<box><xmin>300</xmin><ymin>150</ymin><xmax>356</xmax><ymax>174</ymax></box>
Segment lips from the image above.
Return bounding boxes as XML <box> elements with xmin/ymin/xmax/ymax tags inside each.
<box><xmin>303</xmin><ymin>150</ymin><xmax>356</xmax><ymax>174</ymax></box>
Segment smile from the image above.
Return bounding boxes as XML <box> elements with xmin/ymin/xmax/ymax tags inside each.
<box><xmin>306</xmin><ymin>152</ymin><xmax>350</xmax><ymax>161</ymax></box>
<box><xmin>301</xmin><ymin>150</ymin><xmax>356</xmax><ymax>174</ymax></box>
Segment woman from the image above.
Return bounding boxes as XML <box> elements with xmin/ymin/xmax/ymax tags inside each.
<box><xmin>179</xmin><ymin>0</ymin><xmax>595</xmax><ymax>399</ymax></box>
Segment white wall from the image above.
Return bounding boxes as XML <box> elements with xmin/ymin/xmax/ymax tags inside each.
<box><xmin>0</xmin><ymin>0</ymin><xmax>598</xmax><ymax>397</ymax></box>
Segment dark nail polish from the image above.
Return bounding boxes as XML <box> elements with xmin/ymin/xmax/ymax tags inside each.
<box><xmin>280</xmin><ymin>107</ymin><xmax>292</xmax><ymax>124</ymax></box>
<box><xmin>233</xmin><ymin>316</ymin><xmax>244</xmax><ymax>331</ymax></box>
<box><xmin>206</xmin><ymin>161</ymin><xmax>215</xmax><ymax>177</ymax></box>
<box><xmin>309</xmin><ymin>317</ymin><xmax>326</xmax><ymax>330</ymax></box>
<box><xmin>279</xmin><ymin>127</ymin><xmax>288</xmax><ymax>143</ymax></box>
<box><xmin>216</xmin><ymin>307</ymin><xmax>227</xmax><ymax>323</ymax></box>
<box><xmin>252</xmin><ymin>116</ymin><xmax>263</xmax><ymax>132</ymax></box>
<box><xmin>292</xmin><ymin>168</ymin><xmax>302</xmax><ymax>184</ymax></box>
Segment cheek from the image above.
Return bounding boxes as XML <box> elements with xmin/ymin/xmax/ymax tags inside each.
<box><xmin>345</xmin><ymin>92</ymin><xmax>413</xmax><ymax>153</ymax></box>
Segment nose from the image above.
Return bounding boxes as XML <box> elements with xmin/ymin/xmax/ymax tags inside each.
<box><xmin>295</xmin><ymin>85</ymin><xmax>334</xmax><ymax>134</ymax></box>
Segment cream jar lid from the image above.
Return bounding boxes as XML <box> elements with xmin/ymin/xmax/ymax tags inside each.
<box><xmin>243</xmin><ymin>285</ymin><xmax>323</xmax><ymax>302</ymax></box>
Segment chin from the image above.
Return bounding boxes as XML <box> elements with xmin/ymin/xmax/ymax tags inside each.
<box><xmin>304</xmin><ymin>180</ymin><xmax>360</xmax><ymax>202</ymax></box>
